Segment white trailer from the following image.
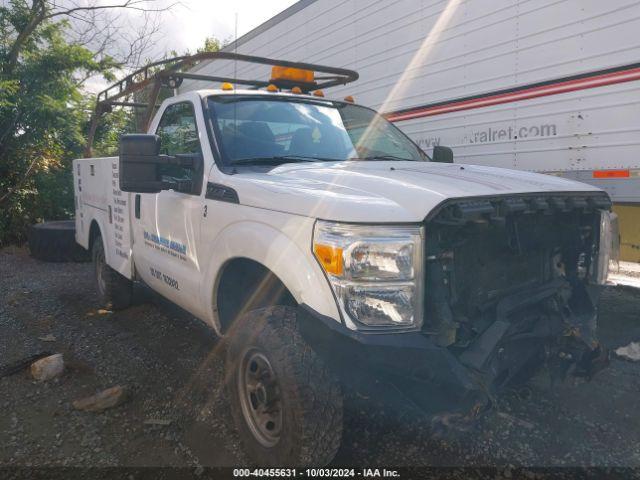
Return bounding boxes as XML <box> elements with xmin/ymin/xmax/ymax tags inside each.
<box><xmin>180</xmin><ymin>0</ymin><xmax>640</xmax><ymax>261</ymax></box>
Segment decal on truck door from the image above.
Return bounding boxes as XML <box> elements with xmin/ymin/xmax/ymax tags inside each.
<box><xmin>150</xmin><ymin>267</ymin><xmax>180</xmax><ymax>290</ymax></box>
<box><xmin>143</xmin><ymin>230</ymin><xmax>188</xmax><ymax>261</ymax></box>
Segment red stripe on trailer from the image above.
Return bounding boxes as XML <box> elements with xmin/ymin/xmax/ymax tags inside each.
<box><xmin>593</xmin><ymin>169</ymin><xmax>631</xmax><ymax>179</ymax></box>
<box><xmin>386</xmin><ymin>66</ymin><xmax>640</xmax><ymax>122</ymax></box>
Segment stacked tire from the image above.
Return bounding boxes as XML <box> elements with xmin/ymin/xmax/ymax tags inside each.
<box><xmin>28</xmin><ymin>220</ymin><xmax>90</xmax><ymax>262</ymax></box>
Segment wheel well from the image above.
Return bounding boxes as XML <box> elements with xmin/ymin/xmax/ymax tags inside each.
<box><xmin>216</xmin><ymin>258</ymin><xmax>297</xmax><ymax>333</ymax></box>
<box><xmin>88</xmin><ymin>220</ymin><xmax>101</xmax><ymax>252</ymax></box>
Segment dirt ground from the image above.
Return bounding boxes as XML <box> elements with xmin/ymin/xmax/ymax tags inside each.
<box><xmin>1</xmin><ymin>246</ymin><xmax>639</xmax><ymax>468</ymax></box>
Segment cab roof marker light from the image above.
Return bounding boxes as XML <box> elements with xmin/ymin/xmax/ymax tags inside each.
<box><xmin>313</xmin><ymin>90</ymin><xmax>325</xmax><ymax>97</ymax></box>
<box><xmin>344</xmin><ymin>95</ymin><xmax>355</xmax><ymax>103</ymax></box>
<box><xmin>291</xmin><ymin>86</ymin><xmax>302</xmax><ymax>94</ymax></box>
<box><xmin>271</xmin><ymin>66</ymin><xmax>314</xmax><ymax>84</ymax></box>
<box><xmin>221</xmin><ymin>82</ymin><xmax>234</xmax><ymax>91</ymax></box>
<box><xmin>266</xmin><ymin>84</ymin><xmax>278</xmax><ymax>92</ymax></box>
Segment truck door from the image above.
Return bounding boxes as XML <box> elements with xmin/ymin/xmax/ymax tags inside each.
<box><xmin>131</xmin><ymin>101</ymin><xmax>205</xmax><ymax>312</ymax></box>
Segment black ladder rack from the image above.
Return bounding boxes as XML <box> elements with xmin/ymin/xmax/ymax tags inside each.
<box><xmin>84</xmin><ymin>52</ymin><xmax>359</xmax><ymax>157</ymax></box>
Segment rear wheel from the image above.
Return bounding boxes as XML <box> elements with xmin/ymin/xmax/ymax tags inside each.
<box><xmin>92</xmin><ymin>236</ymin><xmax>132</xmax><ymax>310</ymax></box>
<box><xmin>225</xmin><ymin>306</ymin><xmax>343</xmax><ymax>466</ymax></box>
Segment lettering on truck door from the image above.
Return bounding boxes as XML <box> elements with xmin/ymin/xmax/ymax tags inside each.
<box><xmin>131</xmin><ymin>101</ymin><xmax>205</xmax><ymax>311</ymax></box>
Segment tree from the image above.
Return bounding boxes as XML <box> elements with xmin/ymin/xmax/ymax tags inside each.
<box><xmin>0</xmin><ymin>0</ymin><xmax>172</xmax><ymax>245</ymax></box>
<box><xmin>198</xmin><ymin>36</ymin><xmax>225</xmax><ymax>54</ymax></box>
<box><xmin>2</xmin><ymin>0</ymin><xmax>172</xmax><ymax>76</ymax></box>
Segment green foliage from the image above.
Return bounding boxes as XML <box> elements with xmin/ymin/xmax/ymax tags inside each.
<box><xmin>198</xmin><ymin>36</ymin><xmax>224</xmax><ymax>53</ymax></box>
<box><xmin>91</xmin><ymin>104</ymin><xmax>137</xmax><ymax>157</ymax></box>
<box><xmin>0</xmin><ymin>2</ymin><xmax>117</xmax><ymax>245</ymax></box>
<box><xmin>0</xmin><ymin>8</ymin><xmax>226</xmax><ymax>246</ymax></box>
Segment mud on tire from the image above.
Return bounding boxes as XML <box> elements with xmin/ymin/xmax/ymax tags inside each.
<box><xmin>92</xmin><ymin>236</ymin><xmax>132</xmax><ymax>310</ymax></box>
<box><xmin>225</xmin><ymin>306</ymin><xmax>343</xmax><ymax>466</ymax></box>
<box><xmin>28</xmin><ymin>221</ymin><xmax>90</xmax><ymax>262</ymax></box>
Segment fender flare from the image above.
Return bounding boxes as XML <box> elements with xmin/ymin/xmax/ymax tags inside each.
<box><xmin>83</xmin><ymin>215</ymin><xmax>113</xmax><ymax>266</ymax></box>
<box><xmin>200</xmin><ymin>221</ymin><xmax>340</xmax><ymax>334</ymax></box>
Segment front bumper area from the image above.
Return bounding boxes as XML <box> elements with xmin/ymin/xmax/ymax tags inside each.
<box><xmin>297</xmin><ymin>305</ymin><xmax>490</xmax><ymax>418</ymax></box>
<box><xmin>297</xmin><ymin>301</ymin><xmax>608</xmax><ymax>419</ymax></box>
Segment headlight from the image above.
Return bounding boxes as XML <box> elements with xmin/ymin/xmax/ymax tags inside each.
<box><xmin>313</xmin><ymin>221</ymin><xmax>423</xmax><ymax>330</ymax></box>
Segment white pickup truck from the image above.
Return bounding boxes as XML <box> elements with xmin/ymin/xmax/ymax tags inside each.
<box><xmin>73</xmin><ymin>55</ymin><xmax>618</xmax><ymax>466</ymax></box>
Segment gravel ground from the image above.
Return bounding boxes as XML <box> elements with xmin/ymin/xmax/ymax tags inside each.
<box><xmin>1</xmin><ymin>246</ymin><xmax>639</xmax><ymax>468</ymax></box>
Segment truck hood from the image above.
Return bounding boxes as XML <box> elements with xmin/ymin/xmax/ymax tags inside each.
<box><xmin>231</xmin><ymin>161</ymin><xmax>602</xmax><ymax>223</ymax></box>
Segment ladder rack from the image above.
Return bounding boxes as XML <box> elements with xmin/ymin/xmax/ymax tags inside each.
<box><xmin>84</xmin><ymin>52</ymin><xmax>359</xmax><ymax>157</ymax></box>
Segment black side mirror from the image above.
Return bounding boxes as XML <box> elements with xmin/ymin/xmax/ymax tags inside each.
<box><xmin>119</xmin><ymin>134</ymin><xmax>163</xmax><ymax>193</ymax></box>
<box><xmin>432</xmin><ymin>145</ymin><xmax>454</xmax><ymax>163</ymax></box>
<box><xmin>119</xmin><ymin>135</ymin><xmax>199</xmax><ymax>193</ymax></box>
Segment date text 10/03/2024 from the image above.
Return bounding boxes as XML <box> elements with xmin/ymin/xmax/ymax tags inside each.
<box><xmin>233</xmin><ymin>469</ymin><xmax>401</xmax><ymax>478</ymax></box>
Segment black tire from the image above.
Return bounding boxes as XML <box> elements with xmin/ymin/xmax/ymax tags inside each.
<box><xmin>28</xmin><ymin>221</ymin><xmax>90</xmax><ymax>263</ymax></box>
<box><xmin>225</xmin><ymin>306</ymin><xmax>343</xmax><ymax>466</ymax></box>
<box><xmin>92</xmin><ymin>236</ymin><xmax>133</xmax><ymax>310</ymax></box>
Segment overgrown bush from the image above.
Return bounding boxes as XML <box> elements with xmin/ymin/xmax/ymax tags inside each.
<box><xmin>0</xmin><ymin>1</ymin><xmax>118</xmax><ymax>246</ymax></box>
<box><xmin>0</xmin><ymin>0</ymin><xmax>220</xmax><ymax>246</ymax></box>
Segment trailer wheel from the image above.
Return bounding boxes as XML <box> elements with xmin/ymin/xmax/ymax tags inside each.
<box><xmin>225</xmin><ymin>306</ymin><xmax>343</xmax><ymax>466</ymax></box>
<box><xmin>92</xmin><ymin>236</ymin><xmax>132</xmax><ymax>310</ymax></box>
<box><xmin>28</xmin><ymin>221</ymin><xmax>90</xmax><ymax>262</ymax></box>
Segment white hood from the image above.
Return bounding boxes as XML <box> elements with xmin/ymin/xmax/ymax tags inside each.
<box><xmin>230</xmin><ymin>161</ymin><xmax>602</xmax><ymax>223</ymax></box>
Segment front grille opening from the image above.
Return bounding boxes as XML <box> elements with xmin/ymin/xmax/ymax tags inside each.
<box><xmin>422</xmin><ymin>193</ymin><xmax>609</xmax><ymax>348</ymax></box>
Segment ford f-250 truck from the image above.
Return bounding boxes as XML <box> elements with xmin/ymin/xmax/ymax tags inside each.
<box><xmin>73</xmin><ymin>53</ymin><xmax>618</xmax><ymax>466</ymax></box>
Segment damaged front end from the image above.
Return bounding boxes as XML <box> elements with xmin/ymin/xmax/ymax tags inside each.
<box><xmin>298</xmin><ymin>192</ymin><xmax>618</xmax><ymax>423</ymax></box>
<box><xmin>424</xmin><ymin>192</ymin><xmax>616</xmax><ymax>402</ymax></box>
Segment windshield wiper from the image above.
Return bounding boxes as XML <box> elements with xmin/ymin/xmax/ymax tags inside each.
<box><xmin>229</xmin><ymin>155</ymin><xmax>339</xmax><ymax>166</ymax></box>
<box><xmin>350</xmin><ymin>155</ymin><xmax>417</xmax><ymax>162</ymax></box>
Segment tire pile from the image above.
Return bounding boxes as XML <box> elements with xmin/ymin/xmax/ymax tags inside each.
<box><xmin>28</xmin><ymin>220</ymin><xmax>90</xmax><ymax>262</ymax></box>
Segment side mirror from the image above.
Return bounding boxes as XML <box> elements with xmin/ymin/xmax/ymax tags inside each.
<box><xmin>432</xmin><ymin>145</ymin><xmax>454</xmax><ymax>163</ymax></box>
<box><xmin>119</xmin><ymin>134</ymin><xmax>163</xmax><ymax>193</ymax></box>
<box><xmin>119</xmin><ymin>135</ymin><xmax>199</xmax><ymax>193</ymax></box>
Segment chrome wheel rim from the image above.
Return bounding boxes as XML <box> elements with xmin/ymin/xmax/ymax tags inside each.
<box><xmin>237</xmin><ymin>348</ymin><xmax>283</xmax><ymax>448</ymax></box>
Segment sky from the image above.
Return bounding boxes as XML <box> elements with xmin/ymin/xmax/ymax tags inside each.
<box><xmin>163</xmin><ymin>0</ymin><xmax>299</xmax><ymax>55</ymax></box>
<box><xmin>82</xmin><ymin>0</ymin><xmax>298</xmax><ymax>93</ymax></box>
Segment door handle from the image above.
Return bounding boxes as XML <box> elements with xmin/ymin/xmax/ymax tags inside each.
<box><xmin>135</xmin><ymin>194</ymin><xmax>141</xmax><ymax>219</ymax></box>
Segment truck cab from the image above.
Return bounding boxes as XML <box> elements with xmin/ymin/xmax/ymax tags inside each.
<box><xmin>73</xmin><ymin>54</ymin><xmax>619</xmax><ymax>466</ymax></box>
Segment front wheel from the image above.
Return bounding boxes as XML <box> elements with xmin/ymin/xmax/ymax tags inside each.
<box><xmin>92</xmin><ymin>236</ymin><xmax>132</xmax><ymax>310</ymax></box>
<box><xmin>225</xmin><ymin>306</ymin><xmax>343</xmax><ymax>466</ymax></box>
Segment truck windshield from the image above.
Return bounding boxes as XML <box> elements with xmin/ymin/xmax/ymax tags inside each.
<box><xmin>207</xmin><ymin>96</ymin><xmax>427</xmax><ymax>165</ymax></box>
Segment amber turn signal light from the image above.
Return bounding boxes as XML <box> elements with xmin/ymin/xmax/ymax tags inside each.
<box><xmin>313</xmin><ymin>244</ymin><xmax>343</xmax><ymax>276</ymax></box>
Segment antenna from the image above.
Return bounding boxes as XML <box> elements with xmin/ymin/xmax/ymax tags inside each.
<box><xmin>233</xmin><ymin>12</ymin><xmax>238</xmax><ymax>153</ymax></box>
<box><xmin>234</xmin><ymin>12</ymin><xmax>238</xmax><ymax>84</ymax></box>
